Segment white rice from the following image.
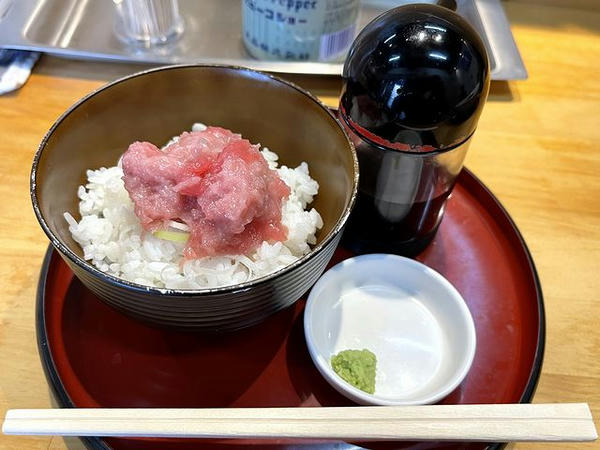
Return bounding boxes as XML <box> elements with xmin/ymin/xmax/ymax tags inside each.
<box><xmin>64</xmin><ymin>124</ymin><xmax>323</xmax><ymax>289</ymax></box>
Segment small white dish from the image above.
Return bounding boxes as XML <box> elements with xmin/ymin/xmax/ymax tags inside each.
<box><xmin>304</xmin><ymin>253</ymin><xmax>476</xmax><ymax>405</ymax></box>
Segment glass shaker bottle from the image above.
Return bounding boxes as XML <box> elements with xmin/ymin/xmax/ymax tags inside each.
<box><xmin>339</xmin><ymin>4</ymin><xmax>490</xmax><ymax>256</ymax></box>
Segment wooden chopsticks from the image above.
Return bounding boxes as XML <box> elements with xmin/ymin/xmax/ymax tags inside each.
<box><xmin>3</xmin><ymin>403</ymin><xmax>597</xmax><ymax>442</ymax></box>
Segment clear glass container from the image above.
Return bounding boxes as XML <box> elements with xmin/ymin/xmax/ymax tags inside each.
<box><xmin>114</xmin><ymin>0</ymin><xmax>184</xmax><ymax>46</ymax></box>
<box><xmin>341</xmin><ymin>126</ymin><xmax>471</xmax><ymax>256</ymax></box>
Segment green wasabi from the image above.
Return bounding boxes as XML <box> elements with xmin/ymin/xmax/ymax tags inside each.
<box><xmin>331</xmin><ymin>349</ymin><xmax>377</xmax><ymax>394</ymax></box>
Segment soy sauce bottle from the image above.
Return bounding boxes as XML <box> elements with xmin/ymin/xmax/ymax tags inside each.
<box><xmin>340</xmin><ymin>4</ymin><xmax>490</xmax><ymax>256</ymax></box>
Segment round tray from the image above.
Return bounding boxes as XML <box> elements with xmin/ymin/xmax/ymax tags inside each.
<box><xmin>36</xmin><ymin>168</ymin><xmax>545</xmax><ymax>450</ymax></box>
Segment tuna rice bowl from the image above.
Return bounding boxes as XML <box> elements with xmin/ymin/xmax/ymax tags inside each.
<box><xmin>64</xmin><ymin>123</ymin><xmax>323</xmax><ymax>289</ymax></box>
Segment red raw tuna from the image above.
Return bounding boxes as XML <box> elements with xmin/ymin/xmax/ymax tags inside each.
<box><xmin>121</xmin><ymin>127</ymin><xmax>290</xmax><ymax>257</ymax></box>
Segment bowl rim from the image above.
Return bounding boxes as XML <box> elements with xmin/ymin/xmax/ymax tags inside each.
<box><xmin>303</xmin><ymin>253</ymin><xmax>477</xmax><ymax>406</ymax></box>
<box><xmin>30</xmin><ymin>63</ymin><xmax>358</xmax><ymax>297</ymax></box>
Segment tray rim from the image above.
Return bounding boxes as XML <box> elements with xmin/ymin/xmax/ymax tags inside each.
<box><xmin>35</xmin><ymin>168</ymin><xmax>545</xmax><ymax>450</ymax></box>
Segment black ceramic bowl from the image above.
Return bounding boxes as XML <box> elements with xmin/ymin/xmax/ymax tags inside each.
<box><xmin>31</xmin><ymin>65</ymin><xmax>358</xmax><ymax>331</ymax></box>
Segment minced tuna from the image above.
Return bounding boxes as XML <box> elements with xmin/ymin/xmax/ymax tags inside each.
<box><xmin>122</xmin><ymin>127</ymin><xmax>290</xmax><ymax>257</ymax></box>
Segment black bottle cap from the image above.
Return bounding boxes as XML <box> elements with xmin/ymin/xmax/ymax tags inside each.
<box><xmin>340</xmin><ymin>4</ymin><xmax>490</xmax><ymax>151</ymax></box>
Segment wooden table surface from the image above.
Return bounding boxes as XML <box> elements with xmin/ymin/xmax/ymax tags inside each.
<box><xmin>1</xmin><ymin>1</ymin><xmax>598</xmax><ymax>449</ymax></box>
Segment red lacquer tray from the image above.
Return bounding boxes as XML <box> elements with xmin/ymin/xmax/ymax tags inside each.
<box><xmin>36</xmin><ymin>168</ymin><xmax>544</xmax><ymax>450</ymax></box>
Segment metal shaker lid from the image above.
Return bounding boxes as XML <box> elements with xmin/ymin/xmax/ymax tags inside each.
<box><xmin>339</xmin><ymin>4</ymin><xmax>490</xmax><ymax>151</ymax></box>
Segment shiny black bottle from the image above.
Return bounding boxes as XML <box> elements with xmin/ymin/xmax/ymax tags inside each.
<box><xmin>340</xmin><ymin>4</ymin><xmax>490</xmax><ymax>256</ymax></box>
